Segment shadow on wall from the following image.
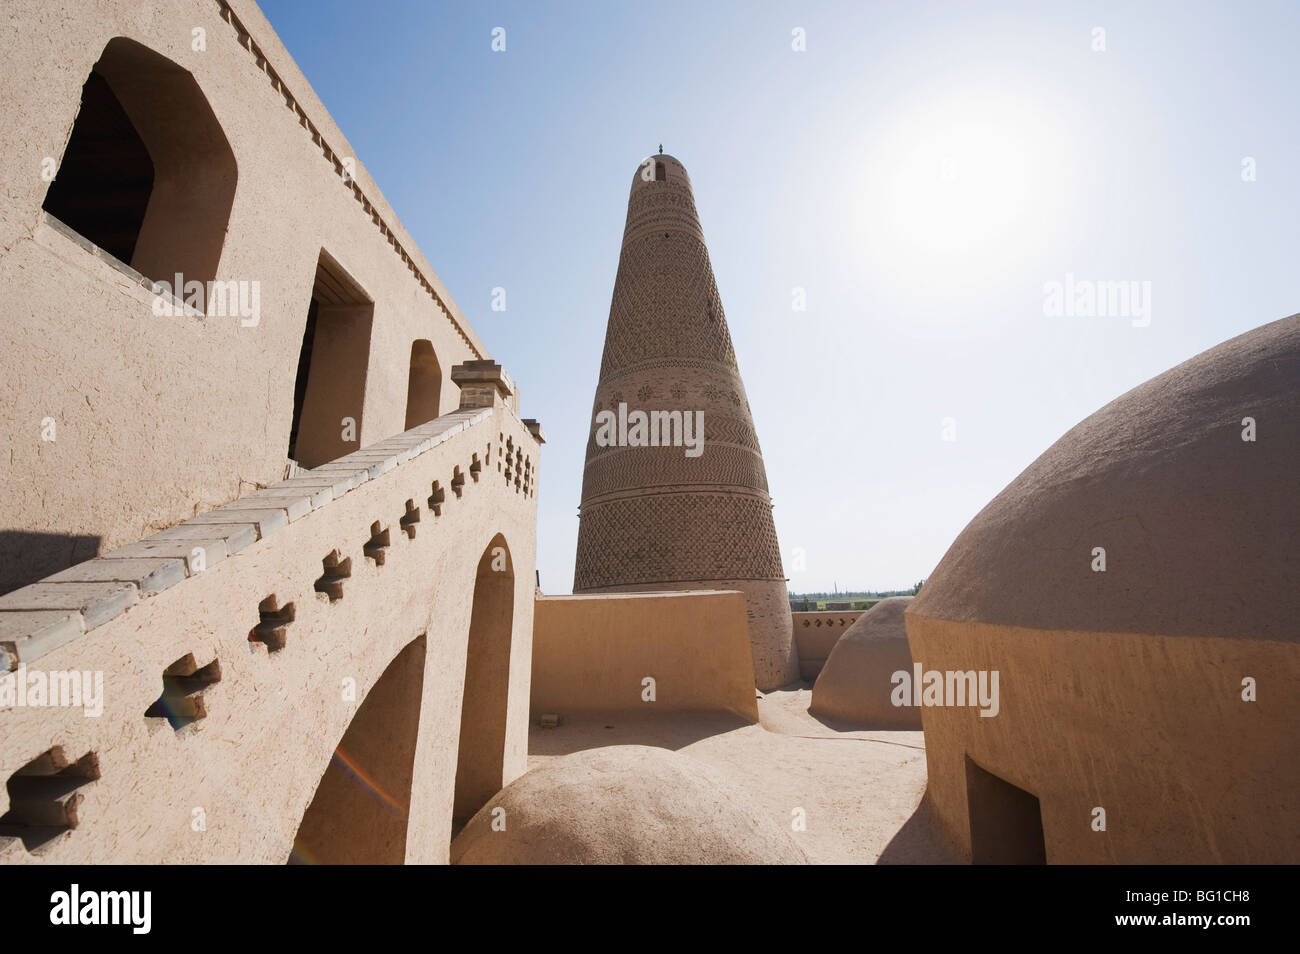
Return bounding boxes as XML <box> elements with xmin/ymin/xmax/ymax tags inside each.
<box><xmin>451</xmin><ymin>534</ymin><xmax>515</xmax><ymax>832</ymax></box>
<box><xmin>288</xmin><ymin>252</ymin><xmax>375</xmax><ymax>468</ymax></box>
<box><xmin>0</xmin><ymin>531</ymin><xmax>102</xmax><ymax>597</ymax></box>
<box><xmin>876</xmin><ymin>791</ymin><xmax>963</xmax><ymax>865</ymax></box>
<box><xmin>289</xmin><ymin>634</ymin><xmax>428</xmax><ymax>865</ymax></box>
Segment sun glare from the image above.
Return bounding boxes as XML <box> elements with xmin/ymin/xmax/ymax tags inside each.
<box><xmin>855</xmin><ymin>89</ymin><xmax>1071</xmax><ymax>290</ymax></box>
<box><xmin>890</xmin><ymin>116</ymin><xmax>1031</xmax><ymax>251</ymax></box>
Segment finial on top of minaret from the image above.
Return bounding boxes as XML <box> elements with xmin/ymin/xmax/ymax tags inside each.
<box><xmin>658</xmin><ymin>143</ymin><xmax>663</xmax><ymax>154</ymax></box>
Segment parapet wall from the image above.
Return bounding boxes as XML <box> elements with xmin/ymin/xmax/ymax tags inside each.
<box><xmin>0</xmin><ymin>404</ymin><xmax>541</xmax><ymax>864</ymax></box>
<box><xmin>531</xmin><ymin>592</ymin><xmax>759</xmax><ymax>721</ymax></box>
<box><xmin>792</xmin><ymin>611</ymin><xmax>864</xmax><ymax>680</ymax></box>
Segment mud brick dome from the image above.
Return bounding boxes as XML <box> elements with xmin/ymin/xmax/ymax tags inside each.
<box><xmin>906</xmin><ymin>314</ymin><xmax>1300</xmax><ymax>863</ymax></box>
<box><xmin>572</xmin><ymin>155</ymin><xmax>798</xmax><ymax>689</ymax></box>
<box><xmin>812</xmin><ymin>596</ymin><xmax>920</xmax><ymax>729</ymax></box>
<box><xmin>451</xmin><ymin>745</ymin><xmax>808</xmax><ymax>864</ymax></box>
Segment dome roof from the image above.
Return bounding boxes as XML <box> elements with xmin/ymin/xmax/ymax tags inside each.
<box><xmin>451</xmin><ymin>745</ymin><xmax>808</xmax><ymax>864</ymax></box>
<box><xmin>812</xmin><ymin>597</ymin><xmax>919</xmax><ymax>728</ymax></box>
<box><xmin>910</xmin><ymin>315</ymin><xmax>1300</xmax><ymax>641</ymax></box>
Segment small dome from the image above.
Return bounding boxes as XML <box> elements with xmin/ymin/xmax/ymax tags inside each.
<box><xmin>451</xmin><ymin>745</ymin><xmax>808</xmax><ymax>864</ymax></box>
<box><xmin>628</xmin><ymin>153</ymin><xmax>690</xmax><ymax>192</ymax></box>
<box><xmin>811</xmin><ymin>597</ymin><xmax>919</xmax><ymax>728</ymax></box>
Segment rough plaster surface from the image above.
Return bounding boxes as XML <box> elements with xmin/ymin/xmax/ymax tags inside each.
<box><xmin>531</xmin><ymin>591</ymin><xmax>759</xmax><ymax>721</ymax></box>
<box><xmin>451</xmin><ymin>744</ymin><xmax>809</xmax><ymax>865</ymax></box>
<box><xmin>517</xmin><ymin>690</ymin><xmax>954</xmax><ymax>865</ymax></box>
<box><xmin>908</xmin><ymin>314</ymin><xmax>1300</xmax><ymax>863</ymax></box>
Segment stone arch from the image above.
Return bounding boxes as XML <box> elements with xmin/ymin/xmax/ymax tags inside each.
<box><xmin>42</xmin><ymin>36</ymin><xmax>237</xmax><ymax>284</ymax></box>
<box><xmin>288</xmin><ymin>634</ymin><xmax>427</xmax><ymax>864</ymax></box>
<box><xmin>451</xmin><ymin>533</ymin><xmax>515</xmax><ymax>831</ymax></box>
<box><xmin>404</xmin><ymin>339</ymin><xmax>442</xmax><ymax>430</ymax></box>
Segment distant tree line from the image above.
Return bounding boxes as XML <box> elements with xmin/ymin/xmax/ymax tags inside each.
<box><xmin>789</xmin><ymin>581</ymin><xmax>924</xmax><ymax>613</ymax></box>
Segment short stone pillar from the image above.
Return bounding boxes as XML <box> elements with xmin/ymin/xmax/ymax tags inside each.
<box><xmin>451</xmin><ymin>360</ymin><xmax>516</xmax><ymax>411</ymax></box>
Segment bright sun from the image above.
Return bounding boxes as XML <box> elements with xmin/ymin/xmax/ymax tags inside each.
<box><xmin>855</xmin><ymin>89</ymin><xmax>1070</xmax><ymax>289</ymax></box>
<box><xmin>889</xmin><ymin>116</ymin><xmax>1031</xmax><ymax>251</ymax></box>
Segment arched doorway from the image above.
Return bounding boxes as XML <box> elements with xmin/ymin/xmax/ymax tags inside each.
<box><xmin>289</xmin><ymin>634</ymin><xmax>427</xmax><ymax>864</ymax></box>
<box><xmin>451</xmin><ymin>535</ymin><xmax>515</xmax><ymax>831</ymax></box>
<box><xmin>404</xmin><ymin>340</ymin><xmax>442</xmax><ymax>430</ymax></box>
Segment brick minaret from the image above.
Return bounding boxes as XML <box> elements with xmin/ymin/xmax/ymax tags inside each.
<box><xmin>573</xmin><ymin>153</ymin><xmax>798</xmax><ymax>689</ymax></box>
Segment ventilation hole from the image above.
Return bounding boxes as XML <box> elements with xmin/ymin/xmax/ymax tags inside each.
<box><xmin>314</xmin><ymin>549</ymin><xmax>351</xmax><ymax>602</ymax></box>
<box><xmin>363</xmin><ymin>521</ymin><xmax>391</xmax><ymax>566</ymax></box>
<box><xmin>451</xmin><ymin>465</ymin><xmax>465</xmax><ymax>499</ymax></box>
<box><xmin>400</xmin><ymin>499</ymin><xmax>421</xmax><ymax>540</ymax></box>
<box><xmin>250</xmin><ymin>595</ymin><xmax>295</xmax><ymax>652</ymax></box>
<box><xmin>802</xmin><ymin>620</ymin><xmax>810</xmax><ymax>627</ymax></box>
<box><xmin>429</xmin><ymin>480</ymin><xmax>446</xmax><ymax>516</ymax></box>
<box><xmin>0</xmin><ymin>747</ymin><xmax>100</xmax><ymax>852</ymax></box>
<box><xmin>470</xmin><ymin>453</ymin><xmax>482</xmax><ymax>483</ymax></box>
<box><xmin>144</xmin><ymin>653</ymin><xmax>221</xmax><ymax>730</ymax></box>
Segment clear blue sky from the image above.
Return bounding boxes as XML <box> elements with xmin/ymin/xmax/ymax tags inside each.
<box><xmin>259</xmin><ymin>0</ymin><xmax>1299</xmax><ymax>594</ymax></box>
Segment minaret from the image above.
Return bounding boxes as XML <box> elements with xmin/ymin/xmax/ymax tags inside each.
<box><xmin>573</xmin><ymin>153</ymin><xmax>798</xmax><ymax>690</ymax></box>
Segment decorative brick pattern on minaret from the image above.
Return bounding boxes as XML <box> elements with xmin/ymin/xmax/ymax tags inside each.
<box><xmin>573</xmin><ymin>154</ymin><xmax>799</xmax><ymax>689</ymax></box>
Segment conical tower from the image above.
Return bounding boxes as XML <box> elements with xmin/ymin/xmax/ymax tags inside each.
<box><xmin>573</xmin><ymin>153</ymin><xmax>798</xmax><ymax>689</ymax></box>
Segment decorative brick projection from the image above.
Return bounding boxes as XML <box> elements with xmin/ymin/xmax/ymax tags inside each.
<box><xmin>400</xmin><ymin>500</ymin><xmax>421</xmax><ymax>539</ymax></box>
<box><xmin>250</xmin><ymin>596</ymin><xmax>295</xmax><ymax>652</ymax></box>
<box><xmin>314</xmin><ymin>550</ymin><xmax>351</xmax><ymax>601</ymax></box>
<box><xmin>428</xmin><ymin>481</ymin><xmax>446</xmax><ymax>517</ymax></box>
<box><xmin>792</xmin><ymin>611</ymin><xmax>866</xmax><ymax>680</ymax></box>
<box><xmin>145</xmin><ymin>653</ymin><xmax>222</xmax><ymax>730</ymax></box>
<box><xmin>0</xmin><ymin>747</ymin><xmax>100</xmax><ymax>853</ymax></box>
<box><xmin>363</xmin><ymin>522</ymin><xmax>392</xmax><ymax>567</ymax></box>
